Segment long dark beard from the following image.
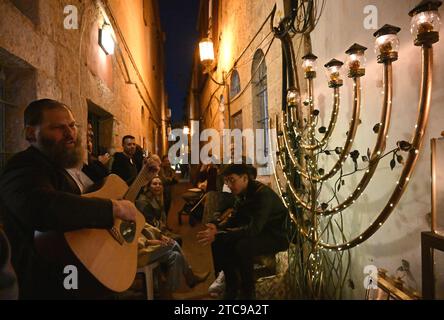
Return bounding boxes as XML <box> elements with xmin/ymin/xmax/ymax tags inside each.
<box><xmin>38</xmin><ymin>135</ymin><xmax>84</xmax><ymax>169</ymax></box>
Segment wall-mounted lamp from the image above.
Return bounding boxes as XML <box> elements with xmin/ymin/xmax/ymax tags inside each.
<box><xmin>99</xmin><ymin>23</ymin><xmax>115</xmax><ymax>55</ymax></box>
<box><xmin>199</xmin><ymin>38</ymin><xmax>215</xmax><ymax>72</ymax></box>
<box><xmin>198</xmin><ymin>37</ymin><xmax>225</xmax><ymax>86</ymax></box>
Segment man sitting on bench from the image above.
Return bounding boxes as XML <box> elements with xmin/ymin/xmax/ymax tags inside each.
<box><xmin>197</xmin><ymin>163</ymin><xmax>289</xmax><ymax>299</ymax></box>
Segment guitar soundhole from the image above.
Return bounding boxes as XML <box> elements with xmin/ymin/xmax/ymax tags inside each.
<box><xmin>120</xmin><ymin>221</ymin><xmax>136</xmax><ymax>243</ymax></box>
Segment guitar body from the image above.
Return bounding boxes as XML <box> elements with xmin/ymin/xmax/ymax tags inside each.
<box><xmin>64</xmin><ymin>174</ymin><xmax>146</xmax><ymax>292</ymax></box>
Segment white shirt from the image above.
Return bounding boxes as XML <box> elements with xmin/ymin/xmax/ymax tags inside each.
<box><xmin>66</xmin><ymin>166</ymin><xmax>94</xmax><ymax>194</ymax></box>
<box><xmin>222</xmin><ymin>184</ymin><xmax>232</xmax><ymax>193</ymax></box>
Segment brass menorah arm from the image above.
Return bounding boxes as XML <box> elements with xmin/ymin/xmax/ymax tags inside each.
<box><xmin>297</xmin><ymin>87</ymin><xmax>340</xmax><ymax>150</ymax></box>
<box><xmin>291</xmin><ymin>46</ymin><xmax>433</xmax><ymax>251</ymax></box>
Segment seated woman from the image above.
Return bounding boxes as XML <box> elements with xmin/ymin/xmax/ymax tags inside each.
<box><xmin>136</xmin><ymin>176</ymin><xmax>182</xmax><ymax>245</ymax></box>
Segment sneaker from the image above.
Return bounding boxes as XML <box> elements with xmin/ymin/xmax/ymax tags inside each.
<box><xmin>208</xmin><ymin>271</ymin><xmax>225</xmax><ymax>296</ymax></box>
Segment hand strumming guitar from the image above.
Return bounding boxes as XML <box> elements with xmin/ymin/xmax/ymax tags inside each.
<box><xmin>145</xmin><ymin>156</ymin><xmax>161</xmax><ymax>175</ymax></box>
<box><xmin>111</xmin><ymin>199</ymin><xmax>138</xmax><ymax>222</ymax></box>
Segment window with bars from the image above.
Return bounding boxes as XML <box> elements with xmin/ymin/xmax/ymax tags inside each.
<box><xmin>252</xmin><ymin>49</ymin><xmax>269</xmax><ymax>159</ymax></box>
<box><xmin>229</xmin><ymin>70</ymin><xmax>241</xmax><ymax>99</ymax></box>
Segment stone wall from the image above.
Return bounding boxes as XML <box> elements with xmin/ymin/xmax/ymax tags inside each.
<box><xmin>0</xmin><ymin>0</ymin><xmax>166</xmax><ymax>161</ymax></box>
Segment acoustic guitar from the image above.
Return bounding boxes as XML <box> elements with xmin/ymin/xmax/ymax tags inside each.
<box><xmin>35</xmin><ymin>162</ymin><xmax>156</xmax><ymax>293</ymax></box>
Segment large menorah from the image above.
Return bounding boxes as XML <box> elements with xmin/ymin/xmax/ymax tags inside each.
<box><xmin>269</xmin><ymin>0</ymin><xmax>442</xmax><ymax>298</ymax></box>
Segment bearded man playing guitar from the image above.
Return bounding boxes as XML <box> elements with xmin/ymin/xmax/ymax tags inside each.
<box><xmin>0</xmin><ymin>99</ymin><xmax>158</xmax><ymax>299</ymax></box>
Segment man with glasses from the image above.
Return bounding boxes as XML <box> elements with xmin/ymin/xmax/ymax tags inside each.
<box><xmin>197</xmin><ymin>163</ymin><xmax>289</xmax><ymax>299</ymax></box>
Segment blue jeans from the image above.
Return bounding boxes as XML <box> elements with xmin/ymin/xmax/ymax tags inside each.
<box><xmin>147</xmin><ymin>241</ymin><xmax>189</xmax><ymax>292</ymax></box>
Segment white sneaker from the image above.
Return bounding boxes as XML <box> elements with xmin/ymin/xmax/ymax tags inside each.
<box><xmin>208</xmin><ymin>271</ymin><xmax>225</xmax><ymax>296</ymax></box>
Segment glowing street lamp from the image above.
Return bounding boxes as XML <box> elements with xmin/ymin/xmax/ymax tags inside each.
<box><xmin>199</xmin><ymin>38</ymin><xmax>215</xmax><ymax>71</ymax></box>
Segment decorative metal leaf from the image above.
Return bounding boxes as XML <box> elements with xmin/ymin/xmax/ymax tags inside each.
<box><xmin>373</xmin><ymin>123</ymin><xmax>381</xmax><ymax>134</ymax></box>
<box><xmin>318</xmin><ymin>126</ymin><xmax>327</xmax><ymax>134</ymax></box>
<box><xmin>312</xmin><ymin>109</ymin><xmax>320</xmax><ymax>116</ymax></box>
<box><xmin>303</xmin><ymin>100</ymin><xmax>310</xmax><ymax>106</ymax></box>
<box><xmin>324</xmin><ymin>150</ymin><xmax>331</xmax><ymax>155</ymax></box>
<box><xmin>337</xmin><ymin>183</ymin><xmax>341</xmax><ymax>191</ymax></box>
<box><xmin>396</xmin><ymin>155</ymin><xmax>404</xmax><ymax>164</ymax></box>
<box><xmin>362</xmin><ymin>156</ymin><xmax>369</xmax><ymax>162</ymax></box>
<box><xmin>390</xmin><ymin>159</ymin><xmax>396</xmax><ymax>170</ymax></box>
<box><xmin>335</xmin><ymin>147</ymin><xmax>343</xmax><ymax>155</ymax></box>
<box><xmin>318</xmin><ymin>168</ymin><xmax>325</xmax><ymax>176</ymax></box>
<box><xmin>350</xmin><ymin>150</ymin><xmax>360</xmax><ymax>161</ymax></box>
<box><xmin>367</xmin><ymin>148</ymin><xmax>371</xmax><ymax>159</ymax></box>
<box><xmin>401</xmin><ymin>259</ymin><xmax>410</xmax><ymax>272</ymax></box>
<box><xmin>321</xmin><ymin>203</ymin><xmax>328</xmax><ymax>211</ymax></box>
<box><xmin>397</xmin><ymin>140</ymin><xmax>412</xmax><ymax>151</ymax></box>
<box><xmin>341</xmin><ymin>180</ymin><xmax>345</xmax><ymax>186</ymax></box>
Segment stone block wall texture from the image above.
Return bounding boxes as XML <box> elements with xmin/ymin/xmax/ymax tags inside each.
<box><xmin>0</xmin><ymin>0</ymin><xmax>166</xmax><ymax>158</ymax></box>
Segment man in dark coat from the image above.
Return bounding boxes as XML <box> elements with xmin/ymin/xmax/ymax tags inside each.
<box><xmin>0</xmin><ymin>99</ymin><xmax>140</xmax><ymax>299</ymax></box>
<box><xmin>83</xmin><ymin>122</ymin><xmax>110</xmax><ymax>183</ymax></box>
<box><xmin>197</xmin><ymin>164</ymin><xmax>289</xmax><ymax>299</ymax></box>
<box><xmin>111</xmin><ymin>135</ymin><xmax>139</xmax><ymax>185</ymax></box>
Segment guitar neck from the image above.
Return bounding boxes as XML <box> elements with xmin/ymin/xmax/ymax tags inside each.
<box><xmin>124</xmin><ymin>165</ymin><xmax>155</xmax><ymax>202</ymax></box>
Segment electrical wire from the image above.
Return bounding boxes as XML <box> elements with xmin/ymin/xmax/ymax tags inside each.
<box><xmin>229</xmin><ymin>36</ymin><xmax>276</xmax><ymax>104</ymax></box>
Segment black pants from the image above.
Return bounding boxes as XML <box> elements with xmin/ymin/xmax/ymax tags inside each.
<box><xmin>212</xmin><ymin>233</ymin><xmax>288</xmax><ymax>299</ymax></box>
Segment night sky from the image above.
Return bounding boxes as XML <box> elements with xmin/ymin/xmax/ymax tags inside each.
<box><xmin>159</xmin><ymin>0</ymin><xmax>200</xmax><ymax>124</ymax></box>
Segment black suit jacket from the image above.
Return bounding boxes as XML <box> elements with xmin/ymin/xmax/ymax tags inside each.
<box><xmin>0</xmin><ymin>146</ymin><xmax>113</xmax><ymax>299</ymax></box>
<box><xmin>82</xmin><ymin>154</ymin><xmax>109</xmax><ymax>184</ymax></box>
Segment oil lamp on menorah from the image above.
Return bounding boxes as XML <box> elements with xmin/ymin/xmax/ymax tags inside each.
<box><xmin>270</xmin><ymin>0</ymin><xmax>442</xmax><ymax>297</ymax></box>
